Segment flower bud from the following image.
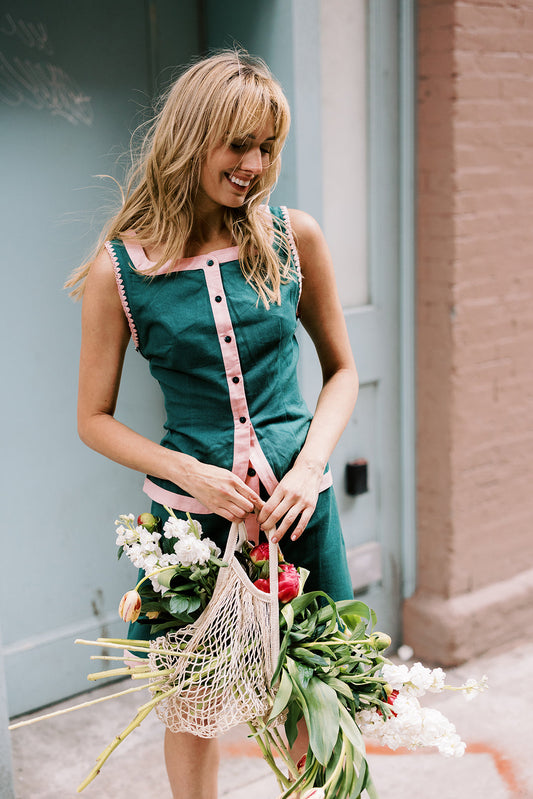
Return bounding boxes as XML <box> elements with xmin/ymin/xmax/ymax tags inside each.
<box><xmin>118</xmin><ymin>590</ymin><xmax>142</xmax><ymax>622</ymax></box>
<box><xmin>369</xmin><ymin>631</ymin><xmax>392</xmax><ymax>651</ymax></box>
<box><xmin>277</xmin><ymin>563</ymin><xmax>300</xmax><ymax>603</ymax></box>
<box><xmin>137</xmin><ymin>512</ymin><xmax>159</xmax><ymax>533</ymax></box>
<box><xmin>146</xmin><ymin>611</ymin><xmax>160</xmax><ymax>620</ymax></box>
<box><xmin>249</xmin><ymin>542</ymin><xmax>270</xmax><ymax>566</ymax></box>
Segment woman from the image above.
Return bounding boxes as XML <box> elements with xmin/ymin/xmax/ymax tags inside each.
<box><xmin>69</xmin><ymin>50</ymin><xmax>358</xmax><ymax>799</ymax></box>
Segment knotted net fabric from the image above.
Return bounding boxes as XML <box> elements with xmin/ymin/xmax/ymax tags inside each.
<box><xmin>149</xmin><ymin>522</ymin><xmax>279</xmax><ymax>737</ymax></box>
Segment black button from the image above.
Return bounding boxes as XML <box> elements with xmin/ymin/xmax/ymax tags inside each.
<box><xmin>224</xmin><ymin>335</ymin><xmax>231</xmax><ymax>343</ymax></box>
<box><xmin>206</xmin><ymin>259</ymin><xmax>214</xmax><ymax>266</ymax></box>
<box><xmin>247</xmin><ymin>467</ymin><xmax>256</xmax><ymax>477</ymax></box>
<box><xmin>239</xmin><ymin>416</ymin><xmax>246</xmax><ymax>424</ymax></box>
<box><xmin>215</xmin><ymin>295</ymin><xmax>222</xmax><ymax>303</ymax></box>
<box><xmin>232</xmin><ymin>376</ymin><xmax>240</xmax><ymax>384</ymax></box>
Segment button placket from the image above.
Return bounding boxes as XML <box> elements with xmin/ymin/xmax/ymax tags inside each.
<box><xmin>203</xmin><ymin>259</ymin><xmax>251</xmax><ymax>479</ymax></box>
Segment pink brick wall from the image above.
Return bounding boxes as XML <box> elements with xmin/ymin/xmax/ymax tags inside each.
<box><xmin>404</xmin><ymin>0</ymin><xmax>533</xmax><ymax>663</ymax></box>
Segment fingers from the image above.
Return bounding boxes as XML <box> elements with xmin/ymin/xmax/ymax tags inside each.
<box><xmin>179</xmin><ymin>460</ymin><xmax>264</xmax><ymax>521</ymax></box>
<box><xmin>258</xmin><ymin>487</ymin><xmax>317</xmax><ymax>544</ymax></box>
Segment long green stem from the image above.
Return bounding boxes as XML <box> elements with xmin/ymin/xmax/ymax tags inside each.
<box><xmin>247</xmin><ymin>722</ymin><xmax>291</xmax><ymax>789</ymax></box>
<box><xmin>76</xmin><ymin>700</ymin><xmax>156</xmax><ymax>792</ymax></box>
<box><xmin>9</xmin><ymin>680</ymin><xmax>165</xmax><ymax>731</ymax></box>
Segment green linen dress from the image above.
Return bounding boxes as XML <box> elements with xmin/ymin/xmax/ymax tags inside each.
<box><xmin>105</xmin><ymin>206</ymin><xmax>353</xmax><ymax>642</ymax></box>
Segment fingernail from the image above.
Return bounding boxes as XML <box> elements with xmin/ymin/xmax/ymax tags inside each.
<box><xmin>291</xmin><ymin>535</ymin><xmax>297</xmax><ymax>541</ymax></box>
<box><xmin>271</xmin><ymin>537</ymin><xmax>278</xmax><ymax>544</ymax></box>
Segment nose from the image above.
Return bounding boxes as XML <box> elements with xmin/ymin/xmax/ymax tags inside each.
<box><xmin>240</xmin><ymin>146</ymin><xmax>263</xmax><ymax>174</ymax></box>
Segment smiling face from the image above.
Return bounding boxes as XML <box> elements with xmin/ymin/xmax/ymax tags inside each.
<box><xmin>195</xmin><ymin>118</ymin><xmax>276</xmax><ymax>213</ymax></box>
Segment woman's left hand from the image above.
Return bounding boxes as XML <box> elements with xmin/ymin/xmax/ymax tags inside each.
<box><xmin>256</xmin><ymin>460</ymin><xmax>323</xmax><ymax>543</ymax></box>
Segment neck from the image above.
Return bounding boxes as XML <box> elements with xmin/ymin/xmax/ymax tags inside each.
<box><xmin>185</xmin><ymin>206</ymin><xmax>234</xmax><ymax>256</ymax></box>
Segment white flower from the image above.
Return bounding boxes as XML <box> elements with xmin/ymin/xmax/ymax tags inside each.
<box><xmin>137</xmin><ymin>528</ymin><xmax>159</xmax><ymax>549</ymax></box>
<box><xmin>203</xmin><ymin>537</ymin><xmax>221</xmax><ymax>558</ymax></box>
<box><xmin>461</xmin><ymin>675</ymin><xmax>489</xmax><ymax>700</ymax></box>
<box><xmin>142</xmin><ymin>553</ymin><xmax>159</xmax><ymax>572</ymax></box>
<box><xmin>381</xmin><ymin>663</ymin><xmax>409</xmax><ymax>690</ymax></box>
<box><xmin>427</xmin><ymin>667</ymin><xmax>446</xmax><ymax>693</ymax></box>
<box><xmin>159</xmin><ymin>553</ymin><xmax>180</xmax><ymax>566</ymax></box>
<box><xmin>125</xmin><ymin>543</ymin><xmax>144</xmax><ymax>569</ymax></box>
<box><xmin>403</xmin><ymin>662</ymin><xmax>435</xmax><ymax>697</ymax></box>
<box><xmin>163</xmin><ymin>517</ymin><xmax>190</xmax><ymax>540</ymax></box>
<box><xmin>357</xmin><ymin>689</ymin><xmax>466</xmax><ymax>758</ymax></box>
<box><xmin>173</xmin><ymin>535</ymin><xmax>211</xmax><ymax>566</ymax></box>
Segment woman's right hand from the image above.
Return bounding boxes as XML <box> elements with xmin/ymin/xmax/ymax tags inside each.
<box><xmin>176</xmin><ymin>457</ymin><xmax>263</xmax><ymax>523</ymax></box>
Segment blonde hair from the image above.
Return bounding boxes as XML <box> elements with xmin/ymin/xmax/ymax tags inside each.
<box><xmin>67</xmin><ymin>50</ymin><xmax>293</xmax><ymax>306</ymax></box>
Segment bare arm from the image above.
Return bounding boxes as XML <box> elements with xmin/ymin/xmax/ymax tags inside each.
<box><xmin>257</xmin><ymin>210</ymin><xmax>359</xmax><ymax>542</ymax></box>
<box><xmin>77</xmin><ymin>249</ymin><xmax>262</xmax><ymax>522</ymax></box>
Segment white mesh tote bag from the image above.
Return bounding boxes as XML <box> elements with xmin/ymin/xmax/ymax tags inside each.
<box><xmin>149</xmin><ymin>521</ymin><xmax>280</xmax><ymax>737</ymax></box>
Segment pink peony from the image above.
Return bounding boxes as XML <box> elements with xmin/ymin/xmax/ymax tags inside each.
<box><xmin>254</xmin><ymin>563</ymin><xmax>300</xmax><ymax>604</ymax></box>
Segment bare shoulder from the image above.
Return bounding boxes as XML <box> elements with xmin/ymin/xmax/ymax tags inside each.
<box><xmin>285</xmin><ymin>208</ymin><xmax>331</xmax><ymax>282</ymax></box>
<box><xmin>285</xmin><ymin>208</ymin><xmax>324</xmax><ymax>249</ymax></box>
<box><xmin>86</xmin><ymin>246</ymin><xmax>116</xmax><ymax>284</ymax></box>
<box><xmin>83</xmin><ymin>246</ymin><xmax>126</xmax><ymax>322</ymax></box>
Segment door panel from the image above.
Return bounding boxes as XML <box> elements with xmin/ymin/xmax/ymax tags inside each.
<box><xmin>0</xmin><ymin>0</ymin><xmax>200</xmax><ymax>716</ymax></box>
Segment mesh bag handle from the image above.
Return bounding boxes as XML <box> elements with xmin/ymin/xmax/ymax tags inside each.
<box><xmin>225</xmin><ymin>522</ymin><xmax>280</xmax><ymax>673</ymax></box>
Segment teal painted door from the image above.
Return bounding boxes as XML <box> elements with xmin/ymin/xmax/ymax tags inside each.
<box><xmin>206</xmin><ymin>1</ymin><xmax>412</xmax><ymax>646</ymax></box>
<box><xmin>0</xmin><ymin>0</ymin><xmax>200</xmax><ymax>717</ymax></box>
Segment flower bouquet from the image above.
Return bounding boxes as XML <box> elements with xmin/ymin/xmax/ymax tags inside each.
<box><xmin>9</xmin><ymin>510</ymin><xmax>487</xmax><ymax>797</ymax></box>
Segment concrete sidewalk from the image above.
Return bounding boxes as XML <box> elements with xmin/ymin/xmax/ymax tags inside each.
<box><xmin>8</xmin><ymin>641</ymin><xmax>533</xmax><ymax>799</ymax></box>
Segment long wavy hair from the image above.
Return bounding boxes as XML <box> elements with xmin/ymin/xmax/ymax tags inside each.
<box><xmin>67</xmin><ymin>50</ymin><xmax>293</xmax><ymax>306</ymax></box>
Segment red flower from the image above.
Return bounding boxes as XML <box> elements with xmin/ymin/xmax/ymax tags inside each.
<box><xmin>253</xmin><ymin>563</ymin><xmax>300</xmax><ymax>604</ymax></box>
<box><xmin>387</xmin><ymin>689</ymin><xmax>399</xmax><ymax>707</ymax></box>
<box><xmin>278</xmin><ymin>563</ymin><xmax>300</xmax><ymax>603</ymax></box>
<box><xmin>249</xmin><ymin>542</ymin><xmax>270</xmax><ymax>566</ymax></box>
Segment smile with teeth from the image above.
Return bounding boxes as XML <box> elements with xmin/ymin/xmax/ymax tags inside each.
<box><xmin>226</xmin><ymin>173</ymin><xmax>252</xmax><ymax>188</ymax></box>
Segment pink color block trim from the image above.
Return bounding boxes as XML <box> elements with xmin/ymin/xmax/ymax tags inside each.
<box><xmin>280</xmin><ymin>206</ymin><xmax>303</xmax><ymax>308</ymax></box>
<box><xmin>105</xmin><ymin>241</ymin><xmax>140</xmax><ymax>349</ymax></box>
<box><xmin>122</xmin><ymin>236</ymin><xmax>239</xmax><ymax>275</ymax></box>
<box><xmin>143</xmin><ymin>478</ymin><xmax>211</xmax><ymax>514</ymax></box>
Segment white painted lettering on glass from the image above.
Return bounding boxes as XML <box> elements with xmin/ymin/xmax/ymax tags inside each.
<box><xmin>0</xmin><ymin>13</ymin><xmax>93</xmax><ymax>126</ymax></box>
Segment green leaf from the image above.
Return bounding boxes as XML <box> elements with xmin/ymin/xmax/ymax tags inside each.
<box><xmin>281</xmin><ymin>602</ymin><xmax>295</xmax><ymax>632</ymax></box>
<box><xmin>289</xmin><ymin>590</ymin><xmax>327</xmax><ymax>617</ymax></box>
<box><xmin>352</xmin><ymin>757</ymin><xmax>369</xmax><ymax>798</ymax></box>
<box><xmin>150</xmin><ymin>620</ymin><xmax>181</xmax><ymax>634</ymax></box>
<box><xmin>117</xmin><ymin>545</ymin><xmax>124</xmax><ymax>560</ymax></box>
<box><xmin>268</xmin><ymin>669</ymin><xmax>293</xmax><ymax>721</ymax></box>
<box><xmin>169</xmin><ymin>595</ymin><xmax>191</xmax><ymax>616</ymax></box>
<box><xmin>284</xmin><ymin>699</ymin><xmax>302</xmax><ymax>749</ymax></box>
<box><xmin>296</xmin><ymin>661</ymin><xmax>314</xmax><ymax>689</ymax></box>
<box><xmin>290</xmin><ymin>647</ymin><xmax>330</xmax><ymax>670</ymax></box>
<box><xmin>187</xmin><ymin>596</ymin><xmax>202</xmax><ymax>613</ymax></box>
<box><xmin>297</xmin><ymin>673</ymin><xmax>340</xmax><ymax>766</ymax></box>
<box><xmin>335</xmin><ymin>599</ymin><xmax>374</xmax><ymax>622</ymax></box>
<box><xmin>208</xmin><ymin>556</ymin><xmax>227</xmax><ymax>568</ymax></box>
<box><xmin>156</xmin><ymin>567</ymin><xmax>179</xmax><ymax>589</ymax></box>
<box><xmin>338</xmin><ymin>702</ymin><xmax>365</xmax><ymax>752</ymax></box>
<box><xmin>322</xmin><ymin>675</ymin><xmax>354</xmax><ymax>701</ymax></box>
